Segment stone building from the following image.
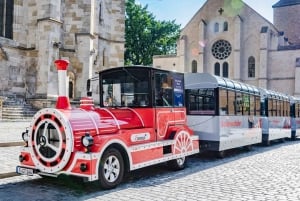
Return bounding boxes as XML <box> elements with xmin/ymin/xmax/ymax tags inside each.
<box><xmin>153</xmin><ymin>0</ymin><xmax>300</xmax><ymax>96</ymax></box>
<box><xmin>0</xmin><ymin>0</ymin><xmax>125</xmax><ymax>107</ymax></box>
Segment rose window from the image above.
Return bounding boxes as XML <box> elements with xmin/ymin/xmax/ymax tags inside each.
<box><xmin>211</xmin><ymin>40</ymin><xmax>232</xmax><ymax>60</ymax></box>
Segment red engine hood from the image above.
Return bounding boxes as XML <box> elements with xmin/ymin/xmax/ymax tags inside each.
<box><xmin>95</xmin><ymin>108</ymin><xmax>144</xmax><ymax>132</ymax></box>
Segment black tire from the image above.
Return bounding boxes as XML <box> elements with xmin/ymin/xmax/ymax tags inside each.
<box><xmin>216</xmin><ymin>150</ymin><xmax>226</xmax><ymax>159</ymax></box>
<box><xmin>280</xmin><ymin>138</ymin><xmax>286</xmax><ymax>143</ymax></box>
<box><xmin>244</xmin><ymin>145</ymin><xmax>252</xmax><ymax>151</ymax></box>
<box><xmin>167</xmin><ymin>157</ymin><xmax>186</xmax><ymax>171</ymax></box>
<box><xmin>263</xmin><ymin>140</ymin><xmax>270</xmax><ymax>146</ymax></box>
<box><xmin>98</xmin><ymin>148</ymin><xmax>124</xmax><ymax>189</ymax></box>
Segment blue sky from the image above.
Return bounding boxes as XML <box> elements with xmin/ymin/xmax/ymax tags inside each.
<box><xmin>137</xmin><ymin>0</ymin><xmax>279</xmax><ymax>28</ymax></box>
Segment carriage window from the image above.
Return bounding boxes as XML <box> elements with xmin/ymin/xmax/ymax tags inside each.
<box><xmin>276</xmin><ymin>100</ymin><xmax>281</xmax><ymax>116</ymax></box>
<box><xmin>296</xmin><ymin>103</ymin><xmax>300</xmax><ymax>117</ymax></box>
<box><xmin>228</xmin><ymin>90</ymin><xmax>235</xmax><ymax>115</ymax></box>
<box><xmin>279</xmin><ymin>100</ymin><xmax>283</xmax><ymax>116</ymax></box>
<box><xmin>187</xmin><ymin>89</ymin><xmax>215</xmax><ymax>115</ymax></box>
<box><xmin>255</xmin><ymin>96</ymin><xmax>261</xmax><ymax>116</ymax></box>
<box><xmin>285</xmin><ymin>101</ymin><xmax>290</xmax><ymax>116</ymax></box>
<box><xmin>268</xmin><ymin>99</ymin><xmax>274</xmax><ymax>116</ymax></box>
<box><xmin>273</xmin><ymin>100</ymin><xmax>277</xmax><ymax>116</ymax></box>
<box><xmin>250</xmin><ymin>95</ymin><xmax>255</xmax><ymax>115</ymax></box>
<box><xmin>242</xmin><ymin>94</ymin><xmax>250</xmax><ymax>115</ymax></box>
<box><xmin>235</xmin><ymin>92</ymin><xmax>243</xmax><ymax>115</ymax></box>
<box><xmin>219</xmin><ymin>89</ymin><xmax>228</xmax><ymax>115</ymax></box>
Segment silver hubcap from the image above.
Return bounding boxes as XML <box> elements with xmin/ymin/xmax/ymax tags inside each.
<box><xmin>103</xmin><ymin>155</ymin><xmax>120</xmax><ymax>182</ymax></box>
<box><xmin>176</xmin><ymin>157</ymin><xmax>185</xmax><ymax>166</ymax></box>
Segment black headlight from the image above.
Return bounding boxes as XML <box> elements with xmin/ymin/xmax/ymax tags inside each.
<box><xmin>81</xmin><ymin>132</ymin><xmax>94</xmax><ymax>147</ymax></box>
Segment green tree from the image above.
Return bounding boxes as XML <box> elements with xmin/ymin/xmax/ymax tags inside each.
<box><xmin>125</xmin><ymin>0</ymin><xmax>181</xmax><ymax>65</ymax></box>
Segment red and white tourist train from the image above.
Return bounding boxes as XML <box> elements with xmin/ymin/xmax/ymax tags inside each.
<box><xmin>17</xmin><ymin>60</ymin><xmax>199</xmax><ymax>189</ymax></box>
<box><xmin>17</xmin><ymin>59</ymin><xmax>300</xmax><ymax>188</ymax></box>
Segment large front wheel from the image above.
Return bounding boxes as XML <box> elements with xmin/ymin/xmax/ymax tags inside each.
<box><xmin>98</xmin><ymin>148</ymin><xmax>124</xmax><ymax>189</ymax></box>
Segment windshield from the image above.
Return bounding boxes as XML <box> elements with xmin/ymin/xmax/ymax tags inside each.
<box><xmin>101</xmin><ymin>68</ymin><xmax>150</xmax><ymax>107</ymax></box>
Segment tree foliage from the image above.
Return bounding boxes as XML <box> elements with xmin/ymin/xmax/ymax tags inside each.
<box><xmin>125</xmin><ymin>0</ymin><xmax>181</xmax><ymax>65</ymax></box>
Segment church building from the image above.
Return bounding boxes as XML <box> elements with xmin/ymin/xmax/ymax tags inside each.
<box><xmin>153</xmin><ymin>0</ymin><xmax>300</xmax><ymax>96</ymax></box>
<box><xmin>0</xmin><ymin>0</ymin><xmax>125</xmax><ymax>107</ymax></box>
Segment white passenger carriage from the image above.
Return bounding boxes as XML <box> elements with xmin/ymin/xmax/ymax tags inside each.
<box><xmin>184</xmin><ymin>73</ymin><xmax>262</xmax><ymax>153</ymax></box>
<box><xmin>259</xmin><ymin>88</ymin><xmax>291</xmax><ymax>145</ymax></box>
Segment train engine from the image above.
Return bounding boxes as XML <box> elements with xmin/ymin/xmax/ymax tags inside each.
<box><xmin>17</xmin><ymin>60</ymin><xmax>199</xmax><ymax>189</ymax></box>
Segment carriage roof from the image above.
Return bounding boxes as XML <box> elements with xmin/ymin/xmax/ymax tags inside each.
<box><xmin>184</xmin><ymin>73</ymin><xmax>260</xmax><ymax>95</ymax></box>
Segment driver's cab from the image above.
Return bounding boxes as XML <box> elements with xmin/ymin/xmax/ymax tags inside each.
<box><xmin>98</xmin><ymin>66</ymin><xmax>186</xmax><ymax>140</ymax></box>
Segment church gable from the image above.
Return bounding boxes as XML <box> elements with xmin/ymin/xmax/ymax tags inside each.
<box><xmin>153</xmin><ymin>0</ymin><xmax>300</xmax><ymax>96</ymax></box>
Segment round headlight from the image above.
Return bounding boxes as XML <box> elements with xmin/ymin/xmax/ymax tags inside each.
<box><xmin>82</xmin><ymin>133</ymin><xmax>94</xmax><ymax>147</ymax></box>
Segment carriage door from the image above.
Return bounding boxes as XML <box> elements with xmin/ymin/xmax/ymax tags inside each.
<box><xmin>154</xmin><ymin>71</ymin><xmax>175</xmax><ymax>140</ymax></box>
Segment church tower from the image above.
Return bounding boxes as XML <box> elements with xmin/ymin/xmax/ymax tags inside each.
<box><xmin>273</xmin><ymin>0</ymin><xmax>300</xmax><ymax>44</ymax></box>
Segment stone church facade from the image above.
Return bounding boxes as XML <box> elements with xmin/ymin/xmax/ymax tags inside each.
<box><xmin>153</xmin><ymin>0</ymin><xmax>300</xmax><ymax>96</ymax></box>
<box><xmin>0</xmin><ymin>0</ymin><xmax>125</xmax><ymax>107</ymax></box>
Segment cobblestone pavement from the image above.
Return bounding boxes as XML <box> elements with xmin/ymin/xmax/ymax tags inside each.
<box><xmin>1</xmin><ymin>121</ymin><xmax>300</xmax><ymax>200</ymax></box>
<box><xmin>0</xmin><ymin>121</ymin><xmax>30</xmax><ymax>143</ymax></box>
<box><xmin>0</xmin><ymin>121</ymin><xmax>30</xmax><ymax>175</ymax></box>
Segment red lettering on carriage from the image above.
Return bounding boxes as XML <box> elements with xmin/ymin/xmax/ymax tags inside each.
<box><xmin>221</xmin><ymin>121</ymin><xmax>242</xmax><ymax>127</ymax></box>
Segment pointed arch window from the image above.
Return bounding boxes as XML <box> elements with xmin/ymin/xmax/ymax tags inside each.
<box><xmin>223</xmin><ymin>62</ymin><xmax>229</xmax><ymax>78</ymax></box>
<box><xmin>0</xmin><ymin>0</ymin><xmax>14</xmax><ymax>39</ymax></box>
<box><xmin>99</xmin><ymin>2</ymin><xmax>103</xmax><ymax>23</ymax></box>
<box><xmin>192</xmin><ymin>60</ymin><xmax>197</xmax><ymax>73</ymax></box>
<box><xmin>102</xmin><ymin>48</ymin><xmax>106</xmax><ymax>66</ymax></box>
<box><xmin>214</xmin><ymin>62</ymin><xmax>220</xmax><ymax>76</ymax></box>
<box><xmin>248</xmin><ymin>56</ymin><xmax>255</xmax><ymax>78</ymax></box>
<box><xmin>214</xmin><ymin>22</ymin><xmax>219</xmax><ymax>33</ymax></box>
<box><xmin>223</xmin><ymin>21</ymin><xmax>228</xmax><ymax>31</ymax></box>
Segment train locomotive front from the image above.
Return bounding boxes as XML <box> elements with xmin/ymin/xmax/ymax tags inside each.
<box><xmin>17</xmin><ymin>60</ymin><xmax>112</xmax><ymax>184</ymax></box>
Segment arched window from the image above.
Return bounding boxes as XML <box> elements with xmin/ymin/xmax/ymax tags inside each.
<box><xmin>248</xmin><ymin>56</ymin><xmax>255</xmax><ymax>78</ymax></box>
<box><xmin>102</xmin><ymin>48</ymin><xmax>106</xmax><ymax>66</ymax></box>
<box><xmin>69</xmin><ymin>81</ymin><xmax>74</xmax><ymax>99</ymax></box>
<box><xmin>214</xmin><ymin>62</ymin><xmax>220</xmax><ymax>76</ymax></box>
<box><xmin>99</xmin><ymin>2</ymin><xmax>103</xmax><ymax>23</ymax></box>
<box><xmin>192</xmin><ymin>60</ymin><xmax>197</xmax><ymax>73</ymax></box>
<box><xmin>68</xmin><ymin>72</ymin><xmax>75</xmax><ymax>99</ymax></box>
<box><xmin>0</xmin><ymin>0</ymin><xmax>14</xmax><ymax>39</ymax></box>
<box><xmin>223</xmin><ymin>62</ymin><xmax>229</xmax><ymax>78</ymax></box>
<box><xmin>223</xmin><ymin>21</ymin><xmax>228</xmax><ymax>31</ymax></box>
<box><xmin>214</xmin><ymin>22</ymin><xmax>219</xmax><ymax>33</ymax></box>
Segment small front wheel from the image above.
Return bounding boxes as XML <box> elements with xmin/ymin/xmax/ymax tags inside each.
<box><xmin>98</xmin><ymin>148</ymin><xmax>124</xmax><ymax>189</ymax></box>
<box><xmin>167</xmin><ymin>157</ymin><xmax>186</xmax><ymax>171</ymax></box>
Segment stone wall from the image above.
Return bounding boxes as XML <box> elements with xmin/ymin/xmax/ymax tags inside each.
<box><xmin>0</xmin><ymin>0</ymin><xmax>125</xmax><ymax>104</ymax></box>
